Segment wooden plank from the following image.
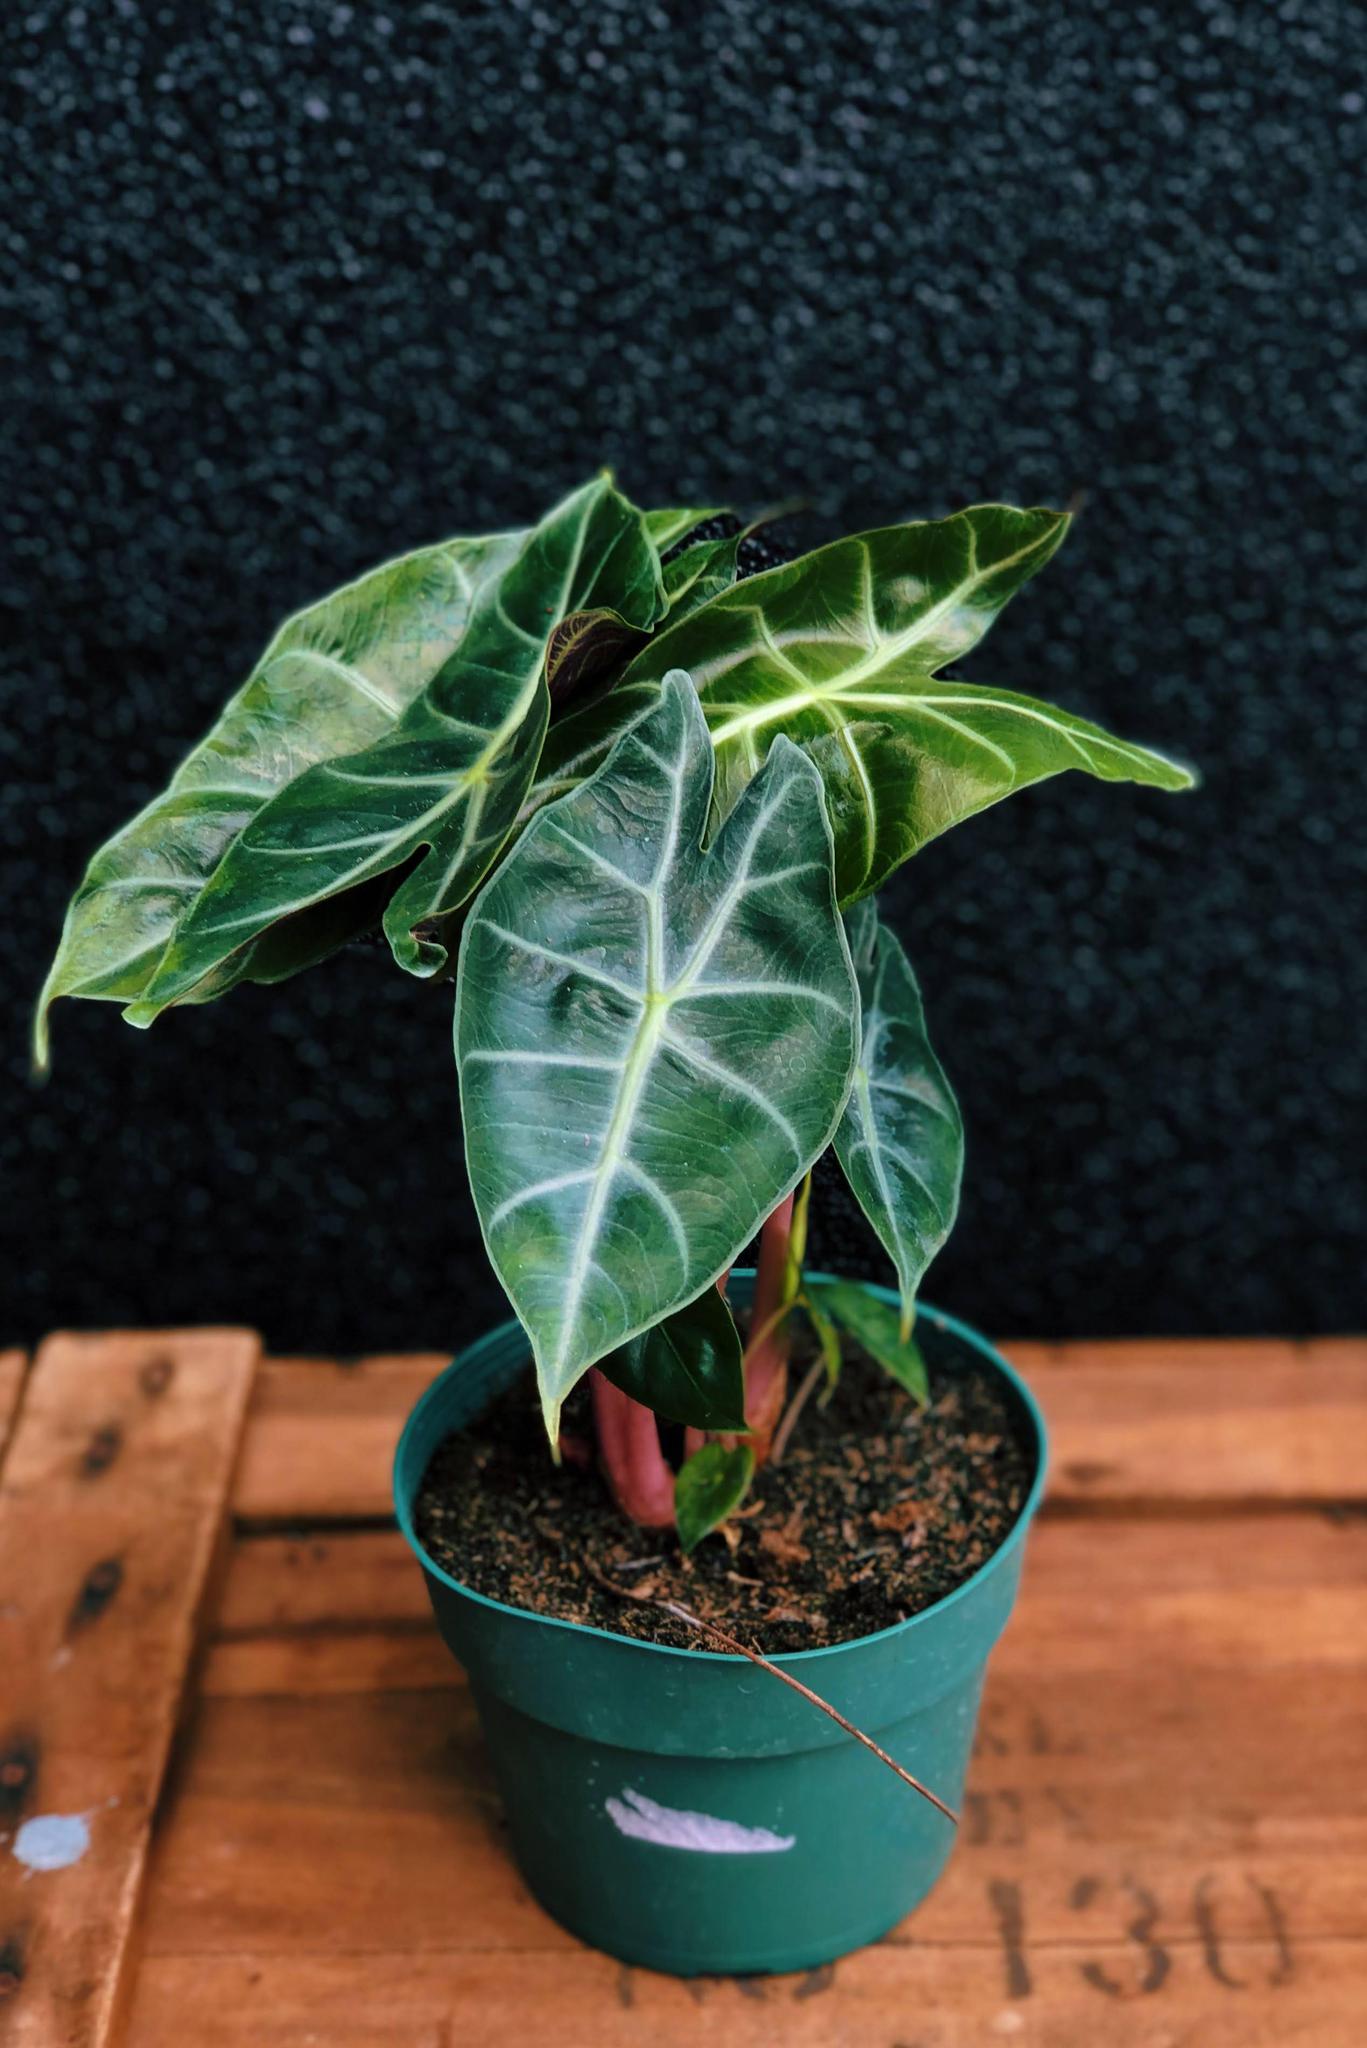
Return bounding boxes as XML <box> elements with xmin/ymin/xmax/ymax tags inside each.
<box><xmin>232</xmin><ymin>1353</ymin><xmax>446</xmax><ymax>1523</ymax></box>
<box><xmin>124</xmin><ymin>1510</ymin><xmax>1367</xmax><ymax>2045</ymax></box>
<box><xmin>232</xmin><ymin>1339</ymin><xmax>1367</xmax><ymax>1523</ymax></box>
<box><xmin>0</xmin><ymin>1329</ymin><xmax>260</xmax><ymax>2048</ymax></box>
<box><xmin>214</xmin><ymin>1529</ymin><xmax>430</xmax><ymax>1639</ymax></box>
<box><xmin>124</xmin><ymin>1941</ymin><xmax>1367</xmax><ymax>2048</ymax></box>
<box><xmin>1013</xmin><ymin>1336</ymin><xmax>1367</xmax><ymax>1505</ymax></box>
<box><xmin>133</xmin><ymin>1668</ymin><xmax>1367</xmax><ymax>1946</ymax></box>
<box><xmin>0</xmin><ymin>1353</ymin><xmax>28</xmax><ymax>1469</ymax></box>
<box><xmin>214</xmin><ymin>1513</ymin><xmax>1367</xmax><ymax>1647</ymax></box>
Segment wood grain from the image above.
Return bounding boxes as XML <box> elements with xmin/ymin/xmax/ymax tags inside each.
<box><xmin>0</xmin><ymin>1329</ymin><xmax>259</xmax><ymax>2048</ymax></box>
<box><xmin>118</xmin><ymin>1506</ymin><xmax>1367</xmax><ymax>2044</ymax></box>
<box><xmin>233</xmin><ymin>1353</ymin><xmax>446</xmax><ymax>1523</ymax></box>
<box><xmin>1011</xmin><ymin>1335</ymin><xmax>1367</xmax><ymax>1505</ymax></box>
<box><xmin>232</xmin><ymin>1338</ymin><xmax>1367</xmax><ymax>1523</ymax></box>
<box><xmin>123</xmin><ymin>1941</ymin><xmax>1367</xmax><ymax>2048</ymax></box>
<box><xmin>11</xmin><ymin>1332</ymin><xmax>1364</xmax><ymax>2044</ymax></box>
<box><xmin>213</xmin><ymin>1512</ymin><xmax>1367</xmax><ymax>1646</ymax></box>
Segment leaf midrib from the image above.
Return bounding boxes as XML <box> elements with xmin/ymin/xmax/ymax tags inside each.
<box><xmin>162</xmin><ymin>505</ymin><xmax>614</xmax><ymax>955</ymax></box>
<box><xmin>699</xmin><ymin>523</ymin><xmax>1060</xmax><ymax>744</ymax></box>
<box><xmin>539</xmin><ymin>748</ymin><xmax>816</xmax><ymax>1388</ymax></box>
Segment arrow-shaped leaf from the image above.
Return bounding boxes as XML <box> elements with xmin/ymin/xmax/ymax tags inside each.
<box><xmin>119</xmin><ymin>476</ymin><xmax>664</xmax><ymax>1023</ymax></box>
<box><xmin>34</xmin><ymin>524</ymin><xmax>527</xmax><ymax>1064</ymax></box>
<box><xmin>527</xmin><ymin>504</ymin><xmax>1195</xmax><ymax>904</ymax></box>
<box><xmin>807</xmin><ymin>1278</ymin><xmax>930</xmax><ymax>1405</ymax></box>
<box><xmin>675</xmin><ymin>1440</ymin><xmax>755</xmax><ymax>1553</ymax></box>
<box><xmin>596</xmin><ymin>1285</ymin><xmax>747</xmax><ymax>1433</ymax></box>
<box><xmin>457</xmin><ymin>669</ymin><xmax>859</xmax><ymax>1437</ymax></box>
<box><xmin>835</xmin><ymin>901</ymin><xmax>963</xmax><ymax>1336</ymax></box>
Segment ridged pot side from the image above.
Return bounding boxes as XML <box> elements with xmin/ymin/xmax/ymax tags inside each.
<box><xmin>394</xmin><ymin>1281</ymin><xmax>1047</xmax><ymax>1976</ymax></box>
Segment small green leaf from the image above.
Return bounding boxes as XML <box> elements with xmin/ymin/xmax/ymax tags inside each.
<box><xmin>809</xmin><ymin>1278</ymin><xmax>930</xmax><ymax>1405</ymax></box>
<box><xmin>835</xmin><ymin>903</ymin><xmax>963</xmax><ymax>1337</ymax></box>
<box><xmin>800</xmin><ymin>1290</ymin><xmax>844</xmax><ymax>1395</ymax></box>
<box><xmin>644</xmin><ymin>506</ymin><xmax>727</xmax><ymax>552</ymax></box>
<box><xmin>675</xmin><ymin>1440</ymin><xmax>756</xmax><ymax>1553</ymax></box>
<box><xmin>597</xmin><ymin>1287</ymin><xmax>747</xmax><ymax>1434</ymax></box>
<box><xmin>660</xmin><ymin>532</ymin><xmax>742</xmax><ymax>622</ymax></box>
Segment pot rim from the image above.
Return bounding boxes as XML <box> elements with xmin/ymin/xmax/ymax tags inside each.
<box><xmin>393</xmin><ymin>1275</ymin><xmax>1048</xmax><ymax>1668</ymax></box>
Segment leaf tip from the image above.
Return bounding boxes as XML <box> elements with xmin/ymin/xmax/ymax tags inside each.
<box><xmin>384</xmin><ymin>911</ymin><xmax>450</xmax><ymax>981</ymax></box>
<box><xmin>540</xmin><ymin>1388</ymin><xmax>564</xmax><ymax>1459</ymax></box>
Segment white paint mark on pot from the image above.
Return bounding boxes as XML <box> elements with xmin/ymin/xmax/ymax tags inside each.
<box><xmin>605</xmin><ymin>1787</ymin><xmax>795</xmax><ymax>1854</ymax></box>
<box><xmin>12</xmin><ymin>1813</ymin><xmax>92</xmax><ymax>1872</ymax></box>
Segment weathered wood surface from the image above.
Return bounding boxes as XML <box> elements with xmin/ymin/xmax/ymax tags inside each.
<box><xmin>0</xmin><ymin>1331</ymin><xmax>259</xmax><ymax>2048</ymax></box>
<box><xmin>233</xmin><ymin>1352</ymin><xmax>446</xmax><ymax>1524</ymax></box>
<box><xmin>9</xmin><ymin>1333</ymin><xmax>1366</xmax><ymax>2045</ymax></box>
<box><xmin>127</xmin><ymin>1337</ymin><xmax>1367</xmax><ymax>2048</ymax></box>
<box><xmin>126</xmin><ymin>1508</ymin><xmax>1367</xmax><ymax>2043</ymax></box>
<box><xmin>233</xmin><ymin>1338</ymin><xmax>1367</xmax><ymax>1523</ymax></box>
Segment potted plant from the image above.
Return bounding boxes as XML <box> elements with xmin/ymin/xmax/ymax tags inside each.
<box><xmin>38</xmin><ymin>474</ymin><xmax>1193</xmax><ymax>1976</ymax></box>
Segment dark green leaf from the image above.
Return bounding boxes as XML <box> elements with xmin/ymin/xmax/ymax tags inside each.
<box><xmin>660</xmin><ymin>532</ymin><xmax>742</xmax><ymax>623</ymax></box>
<box><xmin>809</xmin><ymin>1278</ymin><xmax>931</xmax><ymax>1404</ymax></box>
<box><xmin>33</xmin><ymin>524</ymin><xmax>527</xmax><ymax>1064</ymax></box>
<box><xmin>457</xmin><ymin>669</ymin><xmax>859</xmax><ymax>1437</ymax></box>
<box><xmin>643</xmin><ymin>505</ymin><xmax>726</xmax><ymax>551</ymax></box>
<box><xmin>117</xmin><ymin>476</ymin><xmax>664</xmax><ymax>1022</ymax></box>
<box><xmin>800</xmin><ymin>1289</ymin><xmax>844</xmax><ymax>1394</ymax></box>
<box><xmin>597</xmin><ymin>1286</ymin><xmax>747</xmax><ymax>1433</ymax></box>
<box><xmin>544</xmin><ymin>607</ymin><xmax>653</xmax><ymax>711</ymax></box>
<box><xmin>675</xmin><ymin>1440</ymin><xmax>755</xmax><ymax>1552</ymax></box>
<box><xmin>835</xmin><ymin>904</ymin><xmax>963</xmax><ymax>1336</ymax></box>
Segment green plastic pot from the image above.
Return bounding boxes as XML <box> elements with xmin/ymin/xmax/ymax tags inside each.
<box><xmin>394</xmin><ymin>1277</ymin><xmax>1047</xmax><ymax>1977</ymax></box>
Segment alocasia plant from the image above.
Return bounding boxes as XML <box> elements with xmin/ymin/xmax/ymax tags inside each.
<box><xmin>38</xmin><ymin>475</ymin><xmax>1194</xmax><ymax>1547</ymax></box>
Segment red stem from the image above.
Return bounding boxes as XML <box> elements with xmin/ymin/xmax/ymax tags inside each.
<box><xmin>589</xmin><ymin>1369</ymin><xmax>676</xmax><ymax>1527</ymax></box>
<box><xmin>742</xmin><ymin>1192</ymin><xmax>795</xmax><ymax>1459</ymax></box>
<box><xmin>589</xmin><ymin>1204</ymin><xmax>797</xmax><ymax>1526</ymax></box>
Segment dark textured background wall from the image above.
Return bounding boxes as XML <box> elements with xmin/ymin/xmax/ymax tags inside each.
<box><xmin>4</xmin><ymin>0</ymin><xmax>1362</xmax><ymax>1352</ymax></box>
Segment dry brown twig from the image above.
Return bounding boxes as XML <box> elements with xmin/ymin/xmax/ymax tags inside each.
<box><xmin>587</xmin><ymin>1560</ymin><xmax>958</xmax><ymax>1826</ymax></box>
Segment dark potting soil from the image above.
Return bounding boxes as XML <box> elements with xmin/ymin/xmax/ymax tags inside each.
<box><xmin>413</xmin><ymin>1315</ymin><xmax>1036</xmax><ymax>1655</ymax></box>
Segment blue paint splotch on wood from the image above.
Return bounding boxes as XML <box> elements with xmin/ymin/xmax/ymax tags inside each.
<box><xmin>11</xmin><ymin>1814</ymin><xmax>92</xmax><ymax>1874</ymax></box>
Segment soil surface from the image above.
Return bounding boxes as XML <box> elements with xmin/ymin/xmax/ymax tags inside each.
<box><xmin>414</xmin><ymin>1315</ymin><xmax>1036</xmax><ymax>1655</ymax></box>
